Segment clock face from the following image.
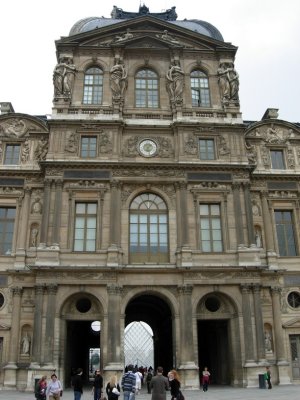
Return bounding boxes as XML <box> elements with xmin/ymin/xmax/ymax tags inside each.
<box><xmin>139</xmin><ymin>139</ymin><xmax>157</xmax><ymax>157</ymax></box>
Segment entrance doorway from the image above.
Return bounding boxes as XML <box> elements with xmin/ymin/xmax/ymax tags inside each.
<box><xmin>65</xmin><ymin>320</ymin><xmax>100</xmax><ymax>386</ymax></box>
<box><xmin>125</xmin><ymin>294</ymin><xmax>173</xmax><ymax>372</ymax></box>
<box><xmin>290</xmin><ymin>335</ymin><xmax>300</xmax><ymax>379</ymax></box>
<box><xmin>197</xmin><ymin>320</ymin><xmax>230</xmax><ymax>384</ymax></box>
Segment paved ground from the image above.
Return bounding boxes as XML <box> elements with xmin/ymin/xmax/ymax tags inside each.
<box><xmin>0</xmin><ymin>385</ymin><xmax>300</xmax><ymax>400</ymax></box>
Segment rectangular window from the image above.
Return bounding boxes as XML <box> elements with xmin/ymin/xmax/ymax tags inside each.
<box><xmin>4</xmin><ymin>144</ymin><xmax>20</xmax><ymax>165</ymax></box>
<box><xmin>275</xmin><ymin>210</ymin><xmax>297</xmax><ymax>256</ymax></box>
<box><xmin>74</xmin><ymin>203</ymin><xmax>97</xmax><ymax>251</ymax></box>
<box><xmin>199</xmin><ymin>139</ymin><xmax>215</xmax><ymax>160</ymax></box>
<box><xmin>0</xmin><ymin>207</ymin><xmax>16</xmax><ymax>254</ymax></box>
<box><xmin>199</xmin><ymin>204</ymin><xmax>223</xmax><ymax>252</ymax></box>
<box><xmin>271</xmin><ymin>150</ymin><xmax>285</xmax><ymax>169</ymax></box>
<box><xmin>80</xmin><ymin>136</ymin><xmax>97</xmax><ymax>158</ymax></box>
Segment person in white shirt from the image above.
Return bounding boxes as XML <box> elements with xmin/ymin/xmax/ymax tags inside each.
<box><xmin>134</xmin><ymin>369</ymin><xmax>142</xmax><ymax>394</ymax></box>
<box><xmin>46</xmin><ymin>373</ymin><xmax>63</xmax><ymax>400</ymax></box>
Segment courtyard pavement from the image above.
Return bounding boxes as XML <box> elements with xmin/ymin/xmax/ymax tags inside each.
<box><xmin>0</xmin><ymin>385</ymin><xmax>300</xmax><ymax>400</ymax></box>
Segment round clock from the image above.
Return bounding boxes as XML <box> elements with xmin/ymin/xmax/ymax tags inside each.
<box><xmin>139</xmin><ymin>139</ymin><xmax>157</xmax><ymax>157</ymax></box>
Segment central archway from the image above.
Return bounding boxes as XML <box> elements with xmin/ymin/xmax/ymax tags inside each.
<box><xmin>125</xmin><ymin>294</ymin><xmax>173</xmax><ymax>372</ymax></box>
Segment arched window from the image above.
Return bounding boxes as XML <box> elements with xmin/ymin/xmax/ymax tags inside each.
<box><xmin>83</xmin><ymin>67</ymin><xmax>103</xmax><ymax>104</ymax></box>
<box><xmin>135</xmin><ymin>69</ymin><xmax>159</xmax><ymax>108</ymax></box>
<box><xmin>190</xmin><ymin>70</ymin><xmax>210</xmax><ymax>107</ymax></box>
<box><xmin>129</xmin><ymin>193</ymin><xmax>169</xmax><ymax>263</ymax></box>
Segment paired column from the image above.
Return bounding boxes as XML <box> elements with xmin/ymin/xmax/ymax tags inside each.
<box><xmin>177</xmin><ymin>182</ymin><xmax>189</xmax><ymax>247</ymax></box>
<box><xmin>40</xmin><ymin>180</ymin><xmax>51</xmax><ymax>246</ymax></box>
<box><xmin>109</xmin><ymin>181</ymin><xmax>121</xmax><ymax>247</ymax></box>
<box><xmin>271</xmin><ymin>287</ymin><xmax>286</xmax><ymax>362</ymax></box>
<box><xmin>51</xmin><ymin>179</ymin><xmax>63</xmax><ymax>246</ymax></box>
<box><xmin>17</xmin><ymin>188</ymin><xmax>31</xmax><ymax>251</ymax></box>
<box><xmin>232</xmin><ymin>183</ymin><xmax>245</xmax><ymax>246</ymax></box>
<box><xmin>31</xmin><ymin>285</ymin><xmax>44</xmax><ymax>366</ymax></box>
<box><xmin>177</xmin><ymin>284</ymin><xmax>195</xmax><ymax>364</ymax></box>
<box><xmin>43</xmin><ymin>284</ymin><xmax>58</xmax><ymax>365</ymax></box>
<box><xmin>7</xmin><ymin>287</ymin><xmax>23</xmax><ymax>365</ymax></box>
<box><xmin>243</xmin><ymin>182</ymin><xmax>256</xmax><ymax>246</ymax></box>
<box><xmin>260</xmin><ymin>191</ymin><xmax>275</xmax><ymax>253</ymax></box>
<box><xmin>252</xmin><ymin>284</ymin><xmax>266</xmax><ymax>362</ymax></box>
<box><xmin>241</xmin><ymin>284</ymin><xmax>255</xmax><ymax>363</ymax></box>
<box><xmin>106</xmin><ymin>284</ymin><xmax>122</xmax><ymax>364</ymax></box>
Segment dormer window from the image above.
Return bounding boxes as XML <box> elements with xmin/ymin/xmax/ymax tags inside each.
<box><xmin>4</xmin><ymin>144</ymin><xmax>20</xmax><ymax>165</ymax></box>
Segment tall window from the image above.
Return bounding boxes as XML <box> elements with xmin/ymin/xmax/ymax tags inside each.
<box><xmin>0</xmin><ymin>207</ymin><xmax>16</xmax><ymax>254</ymax></box>
<box><xmin>4</xmin><ymin>144</ymin><xmax>20</xmax><ymax>165</ymax></box>
<box><xmin>275</xmin><ymin>210</ymin><xmax>297</xmax><ymax>256</ymax></box>
<box><xmin>129</xmin><ymin>193</ymin><xmax>168</xmax><ymax>262</ymax></box>
<box><xmin>74</xmin><ymin>203</ymin><xmax>97</xmax><ymax>251</ymax></box>
<box><xmin>199</xmin><ymin>139</ymin><xmax>215</xmax><ymax>160</ymax></box>
<box><xmin>199</xmin><ymin>204</ymin><xmax>223</xmax><ymax>252</ymax></box>
<box><xmin>83</xmin><ymin>67</ymin><xmax>103</xmax><ymax>104</ymax></box>
<box><xmin>271</xmin><ymin>150</ymin><xmax>285</xmax><ymax>169</ymax></box>
<box><xmin>135</xmin><ymin>69</ymin><xmax>159</xmax><ymax>108</ymax></box>
<box><xmin>81</xmin><ymin>136</ymin><xmax>97</xmax><ymax>158</ymax></box>
<box><xmin>191</xmin><ymin>70</ymin><xmax>210</xmax><ymax>107</ymax></box>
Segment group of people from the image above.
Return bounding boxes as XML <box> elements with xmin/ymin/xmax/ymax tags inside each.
<box><xmin>35</xmin><ymin>374</ymin><xmax>63</xmax><ymax>400</ymax></box>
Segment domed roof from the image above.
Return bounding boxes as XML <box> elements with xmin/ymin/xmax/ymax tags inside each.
<box><xmin>69</xmin><ymin>6</ymin><xmax>224</xmax><ymax>42</ymax></box>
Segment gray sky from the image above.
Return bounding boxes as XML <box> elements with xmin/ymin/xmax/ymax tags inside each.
<box><xmin>1</xmin><ymin>0</ymin><xmax>299</xmax><ymax>122</ymax></box>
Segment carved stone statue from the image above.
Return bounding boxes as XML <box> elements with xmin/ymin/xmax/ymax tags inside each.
<box><xmin>110</xmin><ymin>61</ymin><xmax>128</xmax><ymax>100</ymax></box>
<box><xmin>166</xmin><ymin>62</ymin><xmax>184</xmax><ymax>104</ymax></box>
<box><xmin>53</xmin><ymin>57</ymin><xmax>77</xmax><ymax>99</ymax></box>
<box><xmin>30</xmin><ymin>227</ymin><xmax>39</xmax><ymax>247</ymax></box>
<box><xmin>217</xmin><ymin>62</ymin><xmax>239</xmax><ymax>103</ymax></box>
<box><xmin>34</xmin><ymin>138</ymin><xmax>48</xmax><ymax>161</ymax></box>
<box><xmin>21</xmin><ymin>333</ymin><xmax>31</xmax><ymax>355</ymax></box>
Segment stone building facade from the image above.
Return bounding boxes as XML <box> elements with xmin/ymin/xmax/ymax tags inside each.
<box><xmin>0</xmin><ymin>4</ymin><xmax>300</xmax><ymax>391</ymax></box>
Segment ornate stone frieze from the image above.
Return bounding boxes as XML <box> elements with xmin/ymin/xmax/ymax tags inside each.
<box><xmin>0</xmin><ymin>118</ymin><xmax>31</xmax><ymax>138</ymax></box>
<box><xmin>46</xmin><ymin>167</ymin><xmax>64</xmax><ymax>176</ymax></box>
<box><xmin>260</xmin><ymin>146</ymin><xmax>271</xmax><ymax>168</ymax></box>
<box><xmin>268</xmin><ymin>190</ymin><xmax>297</xmax><ymax>198</ymax></box>
<box><xmin>34</xmin><ymin>138</ymin><xmax>48</xmax><ymax>161</ymax></box>
<box><xmin>245</xmin><ymin>141</ymin><xmax>257</xmax><ymax>164</ymax></box>
<box><xmin>0</xmin><ymin>187</ymin><xmax>23</xmax><ymax>196</ymax></box>
<box><xmin>65</xmin><ymin>132</ymin><xmax>79</xmax><ymax>154</ymax></box>
<box><xmin>112</xmin><ymin>168</ymin><xmax>185</xmax><ymax>177</ymax></box>
<box><xmin>184</xmin><ymin>134</ymin><xmax>198</xmax><ymax>155</ymax></box>
<box><xmin>218</xmin><ymin>135</ymin><xmax>230</xmax><ymax>156</ymax></box>
<box><xmin>99</xmin><ymin>132</ymin><xmax>113</xmax><ymax>154</ymax></box>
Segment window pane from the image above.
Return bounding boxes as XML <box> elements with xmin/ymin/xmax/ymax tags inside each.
<box><xmin>83</xmin><ymin>67</ymin><xmax>103</xmax><ymax>105</ymax></box>
<box><xmin>191</xmin><ymin>70</ymin><xmax>210</xmax><ymax>107</ymax></box>
<box><xmin>135</xmin><ymin>69</ymin><xmax>158</xmax><ymax>108</ymax></box>
<box><xmin>200</xmin><ymin>204</ymin><xmax>223</xmax><ymax>252</ymax></box>
<box><xmin>4</xmin><ymin>145</ymin><xmax>20</xmax><ymax>165</ymax></box>
<box><xmin>275</xmin><ymin>210</ymin><xmax>297</xmax><ymax>256</ymax></box>
<box><xmin>74</xmin><ymin>203</ymin><xmax>97</xmax><ymax>251</ymax></box>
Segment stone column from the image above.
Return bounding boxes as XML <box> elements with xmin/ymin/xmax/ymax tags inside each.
<box><xmin>241</xmin><ymin>284</ymin><xmax>255</xmax><ymax>363</ymax></box>
<box><xmin>40</xmin><ymin>180</ymin><xmax>51</xmax><ymax>246</ymax></box>
<box><xmin>109</xmin><ymin>180</ymin><xmax>121</xmax><ymax>246</ymax></box>
<box><xmin>43</xmin><ymin>284</ymin><xmax>58</xmax><ymax>366</ymax></box>
<box><xmin>178</xmin><ymin>182</ymin><xmax>189</xmax><ymax>247</ymax></box>
<box><xmin>178</xmin><ymin>285</ymin><xmax>195</xmax><ymax>364</ymax></box>
<box><xmin>3</xmin><ymin>287</ymin><xmax>22</xmax><ymax>387</ymax></box>
<box><xmin>243</xmin><ymin>182</ymin><xmax>256</xmax><ymax>246</ymax></box>
<box><xmin>260</xmin><ymin>191</ymin><xmax>275</xmax><ymax>253</ymax></box>
<box><xmin>252</xmin><ymin>284</ymin><xmax>266</xmax><ymax>362</ymax></box>
<box><xmin>270</xmin><ymin>287</ymin><xmax>286</xmax><ymax>362</ymax></box>
<box><xmin>232</xmin><ymin>183</ymin><xmax>245</xmax><ymax>247</ymax></box>
<box><xmin>7</xmin><ymin>287</ymin><xmax>23</xmax><ymax>365</ymax></box>
<box><xmin>30</xmin><ymin>285</ymin><xmax>44</xmax><ymax>367</ymax></box>
<box><xmin>105</xmin><ymin>284</ymin><xmax>123</xmax><ymax>371</ymax></box>
<box><xmin>17</xmin><ymin>188</ymin><xmax>31</xmax><ymax>251</ymax></box>
<box><xmin>51</xmin><ymin>179</ymin><xmax>63</xmax><ymax>246</ymax></box>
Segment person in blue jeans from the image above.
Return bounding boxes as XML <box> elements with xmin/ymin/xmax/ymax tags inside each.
<box><xmin>121</xmin><ymin>364</ymin><xmax>136</xmax><ymax>400</ymax></box>
<box><xmin>93</xmin><ymin>370</ymin><xmax>103</xmax><ymax>400</ymax></box>
<box><xmin>72</xmin><ymin>368</ymin><xmax>83</xmax><ymax>400</ymax></box>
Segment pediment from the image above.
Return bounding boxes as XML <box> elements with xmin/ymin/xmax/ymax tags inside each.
<box><xmin>245</xmin><ymin>120</ymin><xmax>300</xmax><ymax>144</ymax></box>
<box><xmin>0</xmin><ymin>114</ymin><xmax>49</xmax><ymax>139</ymax></box>
<box><xmin>58</xmin><ymin>15</ymin><xmax>236</xmax><ymax>53</ymax></box>
<box><xmin>283</xmin><ymin>317</ymin><xmax>300</xmax><ymax>328</ymax></box>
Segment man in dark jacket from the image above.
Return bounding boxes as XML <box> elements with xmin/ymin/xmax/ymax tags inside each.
<box><xmin>72</xmin><ymin>368</ymin><xmax>83</xmax><ymax>400</ymax></box>
<box><xmin>150</xmin><ymin>367</ymin><xmax>169</xmax><ymax>400</ymax></box>
<box><xmin>93</xmin><ymin>369</ymin><xmax>104</xmax><ymax>400</ymax></box>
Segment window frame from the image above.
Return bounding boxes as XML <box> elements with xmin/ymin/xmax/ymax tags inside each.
<box><xmin>73</xmin><ymin>202</ymin><xmax>98</xmax><ymax>252</ymax></box>
<box><xmin>190</xmin><ymin>69</ymin><xmax>211</xmax><ymax>108</ymax></box>
<box><xmin>270</xmin><ymin>149</ymin><xmax>286</xmax><ymax>169</ymax></box>
<box><xmin>80</xmin><ymin>136</ymin><xmax>98</xmax><ymax>158</ymax></box>
<box><xmin>199</xmin><ymin>203</ymin><xmax>223</xmax><ymax>253</ymax></box>
<box><xmin>135</xmin><ymin>69</ymin><xmax>159</xmax><ymax>108</ymax></box>
<box><xmin>274</xmin><ymin>209</ymin><xmax>297</xmax><ymax>256</ymax></box>
<box><xmin>3</xmin><ymin>144</ymin><xmax>21</xmax><ymax>165</ymax></box>
<box><xmin>198</xmin><ymin>138</ymin><xmax>216</xmax><ymax>160</ymax></box>
<box><xmin>0</xmin><ymin>207</ymin><xmax>16</xmax><ymax>255</ymax></box>
<box><xmin>83</xmin><ymin>66</ymin><xmax>103</xmax><ymax>105</ymax></box>
<box><xmin>129</xmin><ymin>193</ymin><xmax>169</xmax><ymax>263</ymax></box>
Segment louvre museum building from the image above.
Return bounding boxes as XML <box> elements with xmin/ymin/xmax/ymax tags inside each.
<box><xmin>1</xmin><ymin>4</ymin><xmax>300</xmax><ymax>391</ymax></box>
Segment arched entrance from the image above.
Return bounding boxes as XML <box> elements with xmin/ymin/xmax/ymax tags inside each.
<box><xmin>197</xmin><ymin>292</ymin><xmax>241</xmax><ymax>385</ymax></box>
<box><xmin>61</xmin><ymin>293</ymin><xmax>103</xmax><ymax>386</ymax></box>
<box><xmin>125</xmin><ymin>294</ymin><xmax>173</xmax><ymax>372</ymax></box>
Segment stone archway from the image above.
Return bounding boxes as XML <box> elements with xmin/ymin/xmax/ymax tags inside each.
<box><xmin>60</xmin><ymin>292</ymin><xmax>104</xmax><ymax>386</ymax></box>
<box><xmin>196</xmin><ymin>292</ymin><xmax>242</xmax><ymax>386</ymax></box>
<box><xmin>125</xmin><ymin>293</ymin><xmax>174</xmax><ymax>373</ymax></box>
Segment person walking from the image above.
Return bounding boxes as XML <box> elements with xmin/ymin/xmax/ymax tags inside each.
<box><xmin>146</xmin><ymin>369</ymin><xmax>153</xmax><ymax>394</ymax></box>
<box><xmin>265</xmin><ymin>366</ymin><xmax>272</xmax><ymax>389</ymax></box>
<box><xmin>168</xmin><ymin>370</ymin><xmax>181</xmax><ymax>400</ymax></box>
<box><xmin>93</xmin><ymin>369</ymin><xmax>103</xmax><ymax>400</ymax></box>
<box><xmin>121</xmin><ymin>364</ymin><xmax>136</xmax><ymax>400</ymax></box>
<box><xmin>72</xmin><ymin>368</ymin><xmax>83</xmax><ymax>400</ymax></box>
<box><xmin>202</xmin><ymin>367</ymin><xmax>210</xmax><ymax>392</ymax></box>
<box><xmin>150</xmin><ymin>366</ymin><xmax>169</xmax><ymax>400</ymax></box>
<box><xmin>46</xmin><ymin>374</ymin><xmax>62</xmax><ymax>400</ymax></box>
<box><xmin>106</xmin><ymin>374</ymin><xmax>121</xmax><ymax>400</ymax></box>
<box><xmin>35</xmin><ymin>375</ymin><xmax>47</xmax><ymax>400</ymax></box>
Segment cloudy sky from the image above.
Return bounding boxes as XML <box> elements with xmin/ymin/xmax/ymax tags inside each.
<box><xmin>1</xmin><ymin>0</ymin><xmax>299</xmax><ymax>122</ymax></box>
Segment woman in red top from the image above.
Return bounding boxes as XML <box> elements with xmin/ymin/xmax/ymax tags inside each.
<box><xmin>35</xmin><ymin>375</ymin><xmax>47</xmax><ymax>400</ymax></box>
